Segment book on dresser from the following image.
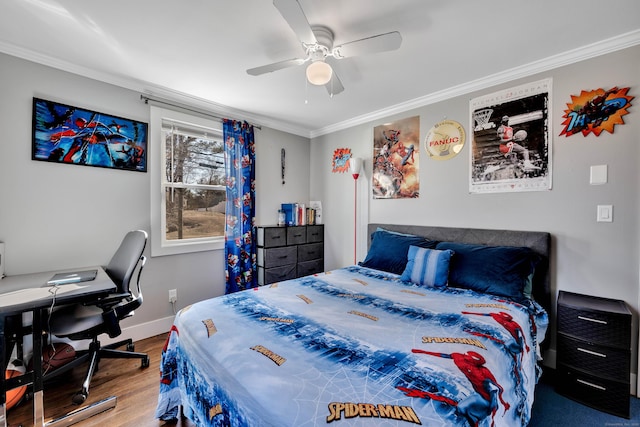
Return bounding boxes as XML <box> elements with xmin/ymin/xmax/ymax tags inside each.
<box><xmin>556</xmin><ymin>290</ymin><xmax>632</xmax><ymax>419</ymax></box>
<box><xmin>256</xmin><ymin>225</ymin><xmax>324</xmax><ymax>286</ymax></box>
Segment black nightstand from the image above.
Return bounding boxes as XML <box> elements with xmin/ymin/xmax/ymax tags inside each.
<box><xmin>556</xmin><ymin>290</ymin><xmax>631</xmax><ymax>418</ymax></box>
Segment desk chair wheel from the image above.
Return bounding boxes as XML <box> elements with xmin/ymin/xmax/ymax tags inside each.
<box><xmin>127</xmin><ymin>342</ymin><xmax>135</xmax><ymax>352</ymax></box>
<box><xmin>72</xmin><ymin>391</ymin><xmax>88</xmax><ymax>405</ymax></box>
<box><xmin>142</xmin><ymin>355</ymin><xmax>150</xmax><ymax>368</ymax></box>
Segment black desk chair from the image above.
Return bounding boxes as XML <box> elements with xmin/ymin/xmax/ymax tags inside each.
<box><xmin>45</xmin><ymin>230</ymin><xmax>150</xmax><ymax>404</ymax></box>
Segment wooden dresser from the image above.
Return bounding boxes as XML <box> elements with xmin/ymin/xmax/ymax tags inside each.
<box><xmin>257</xmin><ymin>225</ymin><xmax>324</xmax><ymax>286</ymax></box>
<box><xmin>556</xmin><ymin>290</ymin><xmax>631</xmax><ymax>418</ymax></box>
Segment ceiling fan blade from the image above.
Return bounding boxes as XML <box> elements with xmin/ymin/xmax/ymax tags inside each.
<box><xmin>325</xmin><ymin>71</ymin><xmax>344</xmax><ymax>97</ymax></box>
<box><xmin>273</xmin><ymin>0</ymin><xmax>317</xmax><ymax>45</ymax></box>
<box><xmin>333</xmin><ymin>31</ymin><xmax>402</xmax><ymax>58</ymax></box>
<box><xmin>246</xmin><ymin>58</ymin><xmax>307</xmax><ymax>76</ymax></box>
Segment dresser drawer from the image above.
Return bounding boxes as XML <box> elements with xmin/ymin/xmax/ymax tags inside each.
<box><xmin>258</xmin><ymin>264</ymin><xmax>296</xmax><ymax>286</ymax></box>
<box><xmin>286</xmin><ymin>226</ymin><xmax>307</xmax><ymax>245</ymax></box>
<box><xmin>257</xmin><ymin>246</ymin><xmax>297</xmax><ymax>268</ymax></box>
<box><xmin>556</xmin><ymin>364</ymin><xmax>629</xmax><ymax>419</ymax></box>
<box><xmin>306</xmin><ymin>225</ymin><xmax>324</xmax><ymax>243</ymax></box>
<box><xmin>257</xmin><ymin>227</ymin><xmax>287</xmax><ymax>248</ymax></box>
<box><xmin>297</xmin><ymin>243</ymin><xmax>323</xmax><ymax>262</ymax></box>
<box><xmin>557</xmin><ymin>333</ymin><xmax>629</xmax><ymax>381</ymax></box>
<box><xmin>297</xmin><ymin>259</ymin><xmax>324</xmax><ymax>277</ymax></box>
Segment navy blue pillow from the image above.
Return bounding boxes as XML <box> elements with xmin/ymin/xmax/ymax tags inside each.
<box><xmin>435</xmin><ymin>241</ymin><xmax>539</xmax><ymax>301</ymax></box>
<box><xmin>360</xmin><ymin>229</ymin><xmax>437</xmax><ymax>275</ymax></box>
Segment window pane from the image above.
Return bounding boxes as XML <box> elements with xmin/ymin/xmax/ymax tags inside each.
<box><xmin>165</xmin><ymin>187</ymin><xmax>225</xmax><ymax>240</ymax></box>
<box><xmin>164</xmin><ymin>129</ymin><xmax>224</xmax><ymax>186</ymax></box>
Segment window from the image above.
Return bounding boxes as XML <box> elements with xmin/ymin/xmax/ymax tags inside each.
<box><xmin>150</xmin><ymin>106</ymin><xmax>225</xmax><ymax>256</ymax></box>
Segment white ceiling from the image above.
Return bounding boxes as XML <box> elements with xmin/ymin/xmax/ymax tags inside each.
<box><xmin>1</xmin><ymin>0</ymin><xmax>639</xmax><ymax>137</ymax></box>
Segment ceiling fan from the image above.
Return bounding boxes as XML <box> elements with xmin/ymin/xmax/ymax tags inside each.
<box><xmin>246</xmin><ymin>0</ymin><xmax>402</xmax><ymax>96</ymax></box>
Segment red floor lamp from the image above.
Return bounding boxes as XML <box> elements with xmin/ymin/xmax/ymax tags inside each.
<box><xmin>349</xmin><ymin>157</ymin><xmax>362</xmax><ymax>265</ymax></box>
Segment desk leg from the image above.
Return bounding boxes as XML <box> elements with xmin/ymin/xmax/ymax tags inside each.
<box><xmin>0</xmin><ymin>403</ymin><xmax>6</xmax><ymax>427</ymax></box>
<box><xmin>33</xmin><ymin>390</ymin><xmax>45</xmax><ymax>427</ymax></box>
<box><xmin>32</xmin><ymin>310</ymin><xmax>44</xmax><ymax>427</ymax></box>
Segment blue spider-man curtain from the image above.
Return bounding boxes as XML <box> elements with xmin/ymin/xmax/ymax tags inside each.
<box><xmin>223</xmin><ymin>119</ymin><xmax>257</xmax><ymax>294</ymax></box>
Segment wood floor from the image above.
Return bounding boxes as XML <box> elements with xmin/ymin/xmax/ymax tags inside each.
<box><xmin>7</xmin><ymin>334</ymin><xmax>196</xmax><ymax>427</ymax></box>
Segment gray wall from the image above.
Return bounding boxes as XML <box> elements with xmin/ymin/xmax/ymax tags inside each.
<box><xmin>0</xmin><ymin>53</ymin><xmax>310</xmax><ymax>338</ymax></box>
<box><xmin>311</xmin><ymin>45</ymin><xmax>640</xmax><ymax>379</ymax></box>
<box><xmin>1</xmin><ymin>44</ymin><xmax>638</xmax><ymax>384</ymax></box>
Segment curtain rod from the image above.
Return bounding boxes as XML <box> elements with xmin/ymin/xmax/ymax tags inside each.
<box><xmin>140</xmin><ymin>94</ymin><xmax>261</xmax><ymax>130</ymax></box>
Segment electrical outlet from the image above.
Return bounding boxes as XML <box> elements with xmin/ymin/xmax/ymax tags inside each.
<box><xmin>169</xmin><ymin>289</ymin><xmax>177</xmax><ymax>303</ymax></box>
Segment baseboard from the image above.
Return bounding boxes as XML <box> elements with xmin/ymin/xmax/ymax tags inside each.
<box><xmin>101</xmin><ymin>316</ymin><xmax>175</xmax><ymax>346</ymax></box>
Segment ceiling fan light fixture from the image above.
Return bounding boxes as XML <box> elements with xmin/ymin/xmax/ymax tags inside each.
<box><xmin>306</xmin><ymin>60</ymin><xmax>332</xmax><ymax>86</ymax></box>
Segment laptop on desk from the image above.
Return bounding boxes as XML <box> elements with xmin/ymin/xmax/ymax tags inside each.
<box><xmin>45</xmin><ymin>269</ymin><xmax>98</xmax><ymax>286</ymax></box>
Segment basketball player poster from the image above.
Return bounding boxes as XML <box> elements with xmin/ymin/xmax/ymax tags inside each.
<box><xmin>469</xmin><ymin>78</ymin><xmax>552</xmax><ymax>194</ymax></box>
<box><xmin>372</xmin><ymin>116</ymin><xmax>420</xmax><ymax>199</ymax></box>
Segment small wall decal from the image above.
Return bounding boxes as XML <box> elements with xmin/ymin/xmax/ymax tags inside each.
<box><xmin>332</xmin><ymin>148</ymin><xmax>352</xmax><ymax>173</ymax></box>
<box><xmin>559</xmin><ymin>86</ymin><xmax>633</xmax><ymax>137</ymax></box>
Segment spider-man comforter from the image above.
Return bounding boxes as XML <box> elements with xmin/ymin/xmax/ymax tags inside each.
<box><xmin>155</xmin><ymin>266</ymin><xmax>548</xmax><ymax>426</ymax></box>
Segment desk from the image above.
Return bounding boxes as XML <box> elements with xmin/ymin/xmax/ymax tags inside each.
<box><xmin>0</xmin><ymin>267</ymin><xmax>116</xmax><ymax>427</ymax></box>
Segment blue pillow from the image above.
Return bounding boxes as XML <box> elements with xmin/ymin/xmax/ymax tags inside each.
<box><xmin>435</xmin><ymin>242</ymin><xmax>539</xmax><ymax>301</ymax></box>
<box><xmin>360</xmin><ymin>229</ymin><xmax>437</xmax><ymax>275</ymax></box>
<box><xmin>400</xmin><ymin>246</ymin><xmax>454</xmax><ymax>288</ymax></box>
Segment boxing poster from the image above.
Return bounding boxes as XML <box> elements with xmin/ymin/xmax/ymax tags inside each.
<box><xmin>469</xmin><ymin>79</ymin><xmax>552</xmax><ymax>194</ymax></box>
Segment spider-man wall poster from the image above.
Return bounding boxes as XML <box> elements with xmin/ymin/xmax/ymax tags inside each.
<box><xmin>372</xmin><ymin>115</ymin><xmax>420</xmax><ymax>199</ymax></box>
<box><xmin>32</xmin><ymin>97</ymin><xmax>148</xmax><ymax>172</ymax></box>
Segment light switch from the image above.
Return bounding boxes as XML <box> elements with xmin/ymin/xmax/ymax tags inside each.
<box><xmin>590</xmin><ymin>165</ymin><xmax>607</xmax><ymax>185</ymax></box>
<box><xmin>597</xmin><ymin>205</ymin><xmax>613</xmax><ymax>222</ymax></box>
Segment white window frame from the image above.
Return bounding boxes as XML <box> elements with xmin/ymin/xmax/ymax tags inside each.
<box><xmin>150</xmin><ymin>105</ymin><xmax>225</xmax><ymax>257</ymax></box>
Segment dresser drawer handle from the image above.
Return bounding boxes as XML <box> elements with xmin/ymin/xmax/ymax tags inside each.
<box><xmin>271</xmin><ymin>236</ymin><xmax>281</xmax><ymax>240</ymax></box>
<box><xmin>577</xmin><ymin>347</ymin><xmax>606</xmax><ymax>358</ymax></box>
<box><xmin>576</xmin><ymin>378</ymin><xmax>606</xmax><ymax>391</ymax></box>
<box><xmin>577</xmin><ymin>315</ymin><xmax>607</xmax><ymax>325</ymax></box>
<box><xmin>278</xmin><ymin>255</ymin><xmax>290</xmax><ymax>259</ymax></box>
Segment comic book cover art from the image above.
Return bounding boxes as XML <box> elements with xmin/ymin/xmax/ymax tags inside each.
<box><xmin>372</xmin><ymin>116</ymin><xmax>419</xmax><ymax>199</ymax></box>
<box><xmin>32</xmin><ymin>98</ymin><xmax>148</xmax><ymax>172</ymax></box>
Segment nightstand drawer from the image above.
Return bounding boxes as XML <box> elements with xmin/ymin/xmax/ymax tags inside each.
<box><xmin>558</xmin><ymin>293</ymin><xmax>631</xmax><ymax>349</ymax></box>
<box><xmin>556</xmin><ymin>365</ymin><xmax>629</xmax><ymax>419</ymax></box>
<box><xmin>286</xmin><ymin>226</ymin><xmax>307</xmax><ymax>245</ymax></box>
<box><xmin>558</xmin><ymin>307</ymin><xmax>630</xmax><ymax>349</ymax></box>
<box><xmin>297</xmin><ymin>243</ymin><xmax>323</xmax><ymax>262</ymax></box>
<box><xmin>557</xmin><ymin>334</ymin><xmax>629</xmax><ymax>381</ymax></box>
<box><xmin>258</xmin><ymin>264</ymin><xmax>296</xmax><ymax>286</ymax></box>
<box><xmin>257</xmin><ymin>227</ymin><xmax>287</xmax><ymax>248</ymax></box>
<box><xmin>257</xmin><ymin>246</ymin><xmax>297</xmax><ymax>268</ymax></box>
<box><xmin>297</xmin><ymin>259</ymin><xmax>324</xmax><ymax>277</ymax></box>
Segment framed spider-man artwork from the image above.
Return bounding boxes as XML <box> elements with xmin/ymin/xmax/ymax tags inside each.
<box><xmin>32</xmin><ymin>97</ymin><xmax>148</xmax><ymax>172</ymax></box>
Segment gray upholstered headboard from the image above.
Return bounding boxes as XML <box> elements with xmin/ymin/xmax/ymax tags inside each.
<box><xmin>367</xmin><ymin>224</ymin><xmax>552</xmax><ymax>312</ymax></box>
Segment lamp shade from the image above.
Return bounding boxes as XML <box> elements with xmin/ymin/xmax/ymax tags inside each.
<box><xmin>306</xmin><ymin>61</ymin><xmax>332</xmax><ymax>86</ymax></box>
<box><xmin>349</xmin><ymin>157</ymin><xmax>362</xmax><ymax>179</ymax></box>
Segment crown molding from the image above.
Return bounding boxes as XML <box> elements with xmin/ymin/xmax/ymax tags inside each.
<box><xmin>0</xmin><ymin>41</ymin><xmax>312</xmax><ymax>138</ymax></box>
<box><xmin>310</xmin><ymin>29</ymin><xmax>640</xmax><ymax>138</ymax></box>
<box><xmin>2</xmin><ymin>29</ymin><xmax>639</xmax><ymax>140</ymax></box>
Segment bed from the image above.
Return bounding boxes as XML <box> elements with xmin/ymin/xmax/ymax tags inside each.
<box><xmin>155</xmin><ymin>224</ymin><xmax>551</xmax><ymax>426</ymax></box>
